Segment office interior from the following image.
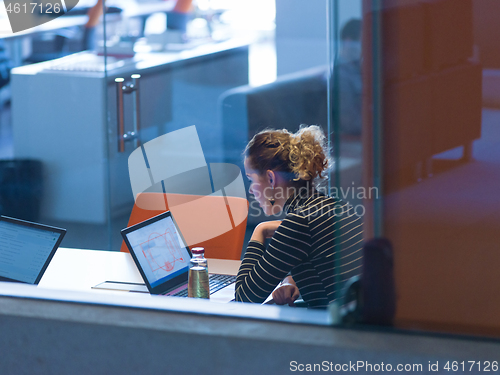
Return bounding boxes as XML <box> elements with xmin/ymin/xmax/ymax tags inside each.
<box><xmin>0</xmin><ymin>0</ymin><xmax>499</xmax><ymax>372</ymax></box>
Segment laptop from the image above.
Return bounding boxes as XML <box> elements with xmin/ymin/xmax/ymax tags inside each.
<box><xmin>120</xmin><ymin>211</ymin><xmax>236</xmax><ymax>300</ymax></box>
<box><xmin>0</xmin><ymin>215</ymin><xmax>66</xmax><ymax>285</ymax></box>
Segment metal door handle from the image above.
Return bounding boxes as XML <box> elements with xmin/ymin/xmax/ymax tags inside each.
<box><xmin>115</xmin><ymin>74</ymin><xmax>141</xmax><ymax>153</ymax></box>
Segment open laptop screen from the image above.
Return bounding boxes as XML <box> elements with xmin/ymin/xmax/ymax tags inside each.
<box><xmin>122</xmin><ymin>211</ymin><xmax>191</xmax><ymax>290</ymax></box>
<box><xmin>0</xmin><ymin>216</ymin><xmax>66</xmax><ymax>284</ymax></box>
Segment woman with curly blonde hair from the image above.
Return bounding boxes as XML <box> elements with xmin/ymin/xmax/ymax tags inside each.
<box><xmin>235</xmin><ymin>125</ymin><xmax>363</xmax><ymax>308</ymax></box>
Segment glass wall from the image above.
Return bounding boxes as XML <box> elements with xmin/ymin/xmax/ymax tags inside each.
<box><xmin>0</xmin><ymin>0</ymin><xmax>499</xmax><ymax>340</ymax></box>
<box><xmin>103</xmin><ymin>0</ymin><xmax>259</xmax><ymax>250</ymax></box>
<box><xmin>362</xmin><ymin>0</ymin><xmax>500</xmax><ymax>337</ymax></box>
<box><xmin>0</xmin><ymin>0</ymin><xmax>113</xmax><ymax>248</ymax></box>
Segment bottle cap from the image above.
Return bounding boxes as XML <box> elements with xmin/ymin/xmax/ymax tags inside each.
<box><xmin>191</xmin><ymin>247</ymin><xmax>205</xmax><ymax>254</ymax></box>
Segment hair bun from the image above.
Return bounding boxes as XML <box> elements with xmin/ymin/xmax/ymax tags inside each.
<box><xmin>245</xmin><ymin>125</ymin><xmax>330</xmax><ymax>186</ymax></box>
<box><xmin>289</xmin><ymin>125</ymin><xmax>329</xmax><ymax>182</ymax></box>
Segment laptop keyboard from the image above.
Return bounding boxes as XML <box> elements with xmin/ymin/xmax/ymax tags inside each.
<box><xmin>172</xmin><ymin>274</ymin><xmax>237</xmax><ymax>297</ymax></box>
<box><xmin>209</xmin><ymin>274</ymin><xmax>237</xmax><ymax>294</ymax></box>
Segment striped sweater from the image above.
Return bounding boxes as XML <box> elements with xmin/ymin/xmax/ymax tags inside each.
<box><xmin>235</xmin><ymin>191</ymin><xmax>364</xmax><ymax>308</ymax></box>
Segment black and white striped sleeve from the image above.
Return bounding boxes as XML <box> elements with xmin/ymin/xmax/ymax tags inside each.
<box><xmin>235</xmin><ymin>213</ymin><xmax>311</xmax><ymax>303</ymax></box>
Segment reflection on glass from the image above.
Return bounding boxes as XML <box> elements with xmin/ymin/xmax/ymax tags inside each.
<box><xmin>2</xmin><ymin>0</ymin><xmax>497</xmax><ymax>339</ymax></box>
<box><xmin>1</xmin><ymin>0</ymin><xmax>270</xmax><ymax>250</ymax></box>
<box><xmin>364</xmin><ymin>0</ymin><xmax>500</xmax><ymax>338</ymax></box>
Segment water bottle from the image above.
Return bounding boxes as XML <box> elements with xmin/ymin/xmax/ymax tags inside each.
<box><xmin>188</xmin><ymin>247</ymin><xmax>209</xmax><ymax>299</ymax></box>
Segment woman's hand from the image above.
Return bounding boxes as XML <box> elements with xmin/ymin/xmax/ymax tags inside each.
<box><xmin>250</xmin><ymin>220</ymin><xmax>282</xmax><ymax>244</ymax></box>
<box><xmin>272</xmin><ymin>276</ymin><xmax>300</xmax><ymax>306</ymax></box>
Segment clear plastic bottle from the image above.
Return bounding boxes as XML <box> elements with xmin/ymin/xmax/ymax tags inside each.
<box><xmin>188</xmin><ymin>247</ymin><xmax>209</xmax><ymax>299</ymax></box>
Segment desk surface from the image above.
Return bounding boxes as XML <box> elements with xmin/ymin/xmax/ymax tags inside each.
<box><xmin>39</xmin><ymin>247</ymin><xmax>241</xmax><ymax>303</ymax></box>
<box><xmin>1</xmin><ymin>247</ymin><xmax>331</xmax><ymax>326</ymax></box>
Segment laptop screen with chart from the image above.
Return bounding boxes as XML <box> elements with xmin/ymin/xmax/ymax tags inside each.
<box><xmin>121</xmin><ymin>211</ymin><xmax>236</xmax><ymax>298</ymax></box>
<box><xmin>122</xmin><ymin>211</ymin><xmax>191</xmax><ymax>294</ymax></box>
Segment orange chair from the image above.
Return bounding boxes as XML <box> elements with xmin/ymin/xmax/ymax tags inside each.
<box><xmin>120</xmin><ymin>192</ymin><xmax>248</xmax><ymax>260</ymax></box>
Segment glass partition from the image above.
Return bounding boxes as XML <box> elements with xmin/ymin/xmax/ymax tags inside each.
<box><xmin>364</xmin><ymin>0</ymin><xmax>500</xmax><ymax>338</ymax></box>
<box><xmin>102</xmin><ymin>0</ymin><xmax>259</xmax><ymax>250</ymax></box>
<box><xmin>328</xmin><ymin>0</ymin><xmax>364</xmax><ymax>302</ymax></box>
<box><xmin>1</xmin><ymin>0</ymin><xmax>498</xmax><ymax>340</ymax></box>
<box><xmin>101</xmin><ymin>0</ymin><xmax>366</xmax><ymax>310</ymax></box>
<box><xmin>0</xmin><ymin>0</ymin><xmax>115</xmax><ymax>248</ymax></box>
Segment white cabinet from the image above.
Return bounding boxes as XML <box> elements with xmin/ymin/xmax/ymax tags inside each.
<box><xmin>12</xmin><ymin>40</ymin><xmax>249</xmax><ymax>224</ymax></box>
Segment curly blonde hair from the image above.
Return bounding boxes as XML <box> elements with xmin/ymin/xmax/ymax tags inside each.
<box><xmin>245</xmin><ymin>125</ymin><xmax>330</xmax><ymax>186</ymax></box>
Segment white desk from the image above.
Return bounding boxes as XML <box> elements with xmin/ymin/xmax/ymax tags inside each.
<box><xmin>38</xmin><ymin>247</ymin><xmax>241</xmax><ymax>303</ymax></box>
